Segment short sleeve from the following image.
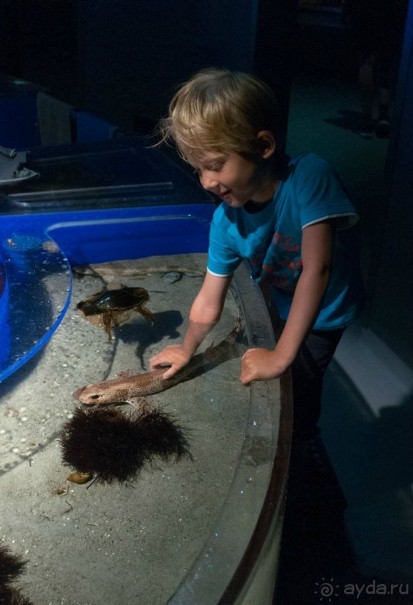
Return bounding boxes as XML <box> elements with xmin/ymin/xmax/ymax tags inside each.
<box><xmin>207</xmin><ymin>206</ymin><xmax>242</xmax><ymax>276</ymax></box>
<box><xmin>293</xmin><ymin>154</ymin><xmax>359</xmax><ymax>230</ymax></box>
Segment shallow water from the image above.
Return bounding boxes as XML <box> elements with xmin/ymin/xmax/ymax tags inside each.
<box><xmin>0</xmin><ymin>254</ymin><xmax>250</xmax><ymax>605</ymax></box>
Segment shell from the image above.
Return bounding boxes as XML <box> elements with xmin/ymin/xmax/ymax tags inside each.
<box><xmin>77</xmin><ymin>286</ymin><xmax>149</xmax><ymax>315</ymax></box>
<box><xmin>76</xmin><ymin>286</ymin><xmax>155</xmax><ymax>341</ymax></box>
<box><xmin>67</xmin><ymin>471</ymin><xmax>94</xmax><ymax>484</ymax></box>
<box><xmin>162</xmin><ymin>271</ymin><xmax>182</xmax><ymax>284</ymax></box>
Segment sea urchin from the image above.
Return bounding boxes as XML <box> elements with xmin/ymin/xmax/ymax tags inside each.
<box><xmin>60</xmin><ymin>406</ymin><xmax>191</xmax><ymax>483</ymax></box>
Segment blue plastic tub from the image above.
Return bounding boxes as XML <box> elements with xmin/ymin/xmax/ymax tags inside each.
<box><xmin>0</xmin><ymin>203</ymin><xmax>214</xmax><ymax>383</ymax></box>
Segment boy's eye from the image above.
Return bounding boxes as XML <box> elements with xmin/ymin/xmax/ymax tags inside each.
<box><xmin>192</xmin><ymin>164</ymin><xmax>222</xmax><ymax>176</ymax></box>
<box><xmin>191</xmin><ymin>157</ymin><xmax>225</xmax><ymax>176</ymax></box>
<box><xmin>208</xmin><ymin>162</ymin><xmax>224</xmax><ymax>171</ymax></box>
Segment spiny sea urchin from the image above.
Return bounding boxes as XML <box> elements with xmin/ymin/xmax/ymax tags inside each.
<box><xmin>0</xmin><ymin>545</ymin><xmax>25</xmax><ymax>584</ymax></box>
<box><xmin>60</xmin><ymin>406</ymin><xmax>191</xmax><ymax>483</ymax></box>
<box><xmin>0</xmin><ymin>545</ymin><xmax>34</xmax><ymax>605</ymax></box>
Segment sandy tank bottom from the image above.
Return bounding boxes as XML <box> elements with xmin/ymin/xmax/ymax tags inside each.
<box><xmin>0</xmin><ymin>253</ymin><xmax>251</xmax><ymax>605</ymax></box>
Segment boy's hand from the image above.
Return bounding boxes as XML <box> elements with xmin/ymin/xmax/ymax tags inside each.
<box><xmin>240</xmin><ymin>348</ymin><xmax>289</xmax><ymax>385</ymax></box>
<box><xmin>149</xmin><ymin>345</ymin><xmax>192</xmax><ymax>380</ymax></box>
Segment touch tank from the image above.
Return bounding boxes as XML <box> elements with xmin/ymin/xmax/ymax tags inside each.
<box><xmin>0</xmin><ymin>138</ymin><xmax>291</xmax><ymax>605</ymax></box>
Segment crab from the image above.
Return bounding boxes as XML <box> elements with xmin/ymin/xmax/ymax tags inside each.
<box><xmin>77</xmin><ymin>286</ymin><xmax>155</xmax><ymax>341</ymax></box>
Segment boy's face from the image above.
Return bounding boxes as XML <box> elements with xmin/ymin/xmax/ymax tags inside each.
<box><xmin>188</xmin><ymin>145</ymin><xmax>277</xmax><ymax>208</ymax></box>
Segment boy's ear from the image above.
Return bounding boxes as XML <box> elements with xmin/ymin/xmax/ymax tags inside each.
<box><xmin>257</xmin><ymin>130</ymin><xmax>276</xmax><ymax>159</ymax></box>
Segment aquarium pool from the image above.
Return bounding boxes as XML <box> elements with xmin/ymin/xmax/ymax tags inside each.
<box><xmin>0</xmin><ymin>199</ymin><xmax>290</xmax><ymax>605</ymax></box>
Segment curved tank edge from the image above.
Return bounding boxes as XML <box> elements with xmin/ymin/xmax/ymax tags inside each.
<box><xmin>167</xmin><ymin>261</ymin><xmax>292</xmax><ymax>605</ymax></box>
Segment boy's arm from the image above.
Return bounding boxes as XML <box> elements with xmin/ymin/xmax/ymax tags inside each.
<box><xmin>150</xmin><ymin>271</ymin><xmax>232</xmax><ymax>379</ymax></box>
<box><xmin>241</xmin><ymin>220</ymin><xmax>333</xmax><ymax>384</ymax></box>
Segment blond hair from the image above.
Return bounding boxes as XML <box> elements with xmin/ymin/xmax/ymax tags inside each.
<box><xmin>157</xmin><ymin>68</ymin><xmax>282</xmax><ymax>161</ymax></box>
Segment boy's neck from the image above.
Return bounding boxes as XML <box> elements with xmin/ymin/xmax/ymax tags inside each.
<box><xmin>250</xmin><ymin>176</ymin><xmax>279</xmax><ymax>203</ymax></box>
<box><xmin>244</xmin><ymin>197</ymin><xmax>274</xmax><ymax>213</ymax></box>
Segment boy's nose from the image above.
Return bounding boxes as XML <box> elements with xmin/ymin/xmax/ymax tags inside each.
<box><xmin>200</xmin><ymin>172</ymin><xmax>219</xmax><ymax>192</ymax></box>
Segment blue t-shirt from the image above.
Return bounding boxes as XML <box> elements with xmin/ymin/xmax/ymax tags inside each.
<box><xmin>207</xmin><ymin>153</ymin><xmax>365</xmax><ymax>330</ymax></box>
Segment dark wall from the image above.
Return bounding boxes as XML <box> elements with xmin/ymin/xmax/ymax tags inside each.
<box><xmin>0</xmin><ymin>0</ymin><xmax>79</xmax><ymax>104</ymax></box>
<box><xmin>77</xmin><ymin>0</ymin><xmax>260</xmax><ymax>131</ymax></box>
<box><xmin>2</xmin><ymin>0</ymin><xmax>294</xmax><ymax>139</ymax></box>
<box><xmin>254</xmin><ymin>0</ymin><xmax>297</xmax><ymax>150</ymax></box>
<box><xmin>366</xmin><ymin>1</ymin><xmax>413</xmax><ymax>367</ymax></box>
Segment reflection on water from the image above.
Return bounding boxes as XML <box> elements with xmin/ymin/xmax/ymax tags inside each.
<box><xmin>0</xmin><ymin>254</ymin><xmax>248</xmax><ymax>605</ymax></box>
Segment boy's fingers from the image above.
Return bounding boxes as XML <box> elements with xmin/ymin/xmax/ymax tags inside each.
<box><xmin>152</xmin><ymin>360</ymin><xmax>170</xmax><ymax>370</ymax></box>
<box><xmin>150</xmin><ymin>354</ymin><xmax>168</xmax><ymax>370</ymax></box>
<box><xmin>240</xmin><ymin>368</ymin><xmax>253</xmax><ymax>386</ymax></box>
<box><xmin>162</xmin><ymin>367</ymin><xmax>176</xmax><ymax>380</ymax></box>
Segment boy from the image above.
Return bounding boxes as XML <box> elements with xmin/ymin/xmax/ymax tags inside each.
<box><xmin>150</xmin><ymin>68</ymin><xmax>365</xmax><ymax>442</ymax></box>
